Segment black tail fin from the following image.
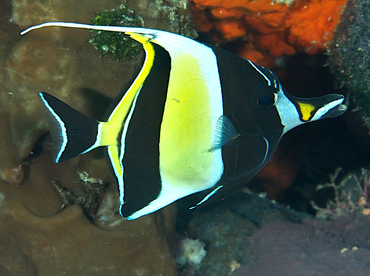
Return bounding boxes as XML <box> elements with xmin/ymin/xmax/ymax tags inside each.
<box><xmin>39</xmin><ymin>92</ymin><xmax>100</xmax><ymax>163</ymax></box>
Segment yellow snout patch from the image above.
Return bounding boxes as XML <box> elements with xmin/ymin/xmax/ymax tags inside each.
<box><xmin>297</xmin><ymin>102</ymin><xmax>315</xmax><ymax>121</ymax></box>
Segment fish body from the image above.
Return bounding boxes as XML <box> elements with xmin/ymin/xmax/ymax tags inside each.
<box><xmin>21</xmin><ymin>23</ymin><xmax>347</xmax><ymax>220</ymax></box>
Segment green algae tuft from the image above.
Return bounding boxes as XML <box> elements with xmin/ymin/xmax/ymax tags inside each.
<box><xmin>89</xmin><ymin>4</ymin><xmax>144</xmax><ymax>62</ymax></box>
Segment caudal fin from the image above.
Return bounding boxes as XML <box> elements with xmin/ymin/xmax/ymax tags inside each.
<box><xmin>39</xmin><ymin>92</ymin><xmax>100</xmax><ymax>163</ymax></box>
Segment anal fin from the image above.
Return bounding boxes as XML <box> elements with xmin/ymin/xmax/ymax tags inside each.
<box><xmin>190</xmin><ymin>176</ymin><xmax>254</xmax><ymax>209</ymax></box>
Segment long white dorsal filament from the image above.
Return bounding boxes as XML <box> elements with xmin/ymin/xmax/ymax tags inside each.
<box><xmin>20</xmin><ymin>22</ymin><xmax>150</xmax><ymax>36</ymax></box>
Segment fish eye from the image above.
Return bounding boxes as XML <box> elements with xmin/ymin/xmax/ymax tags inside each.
<box><xmin>257</xmin><ymin>95</ymin><xmax>275</xmax><ymax>107</ymax></box>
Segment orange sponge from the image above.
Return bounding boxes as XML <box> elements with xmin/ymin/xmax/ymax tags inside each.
<box><xmin>190</xmin><ymin>0</ymin><xmax>347</xmax><ymax>65</ymax></box>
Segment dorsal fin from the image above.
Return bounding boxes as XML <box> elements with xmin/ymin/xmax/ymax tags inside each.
<box><xmin>208</xmin><ymin>115</ymin><xmax>240</xmax><ymax>152</ymax></box>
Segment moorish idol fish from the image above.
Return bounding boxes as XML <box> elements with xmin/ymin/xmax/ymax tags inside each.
<box><xmin>21</xmin><ymin>22</ymin><xmax>347</xmax><ymax>220</ymax></box>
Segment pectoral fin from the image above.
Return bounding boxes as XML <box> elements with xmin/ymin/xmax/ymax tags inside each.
<box><xmin>209</xmin><ymin>115</ymin><xmax>240</xmax><ymax>152</ymax></box>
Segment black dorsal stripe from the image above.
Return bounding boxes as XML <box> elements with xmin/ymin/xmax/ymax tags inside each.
<box><xmin>120</xmin><ymin>43</ymin><xmax>171</xmax><ymax>217</ymax></box>
<box><xmin>211</xmin><ymin>46</ymin><xmax>263</xmax><ymax>182</ymax></box>
<box><xmin>211</xmin><ymin>46</ymin><xmax>282</xmax><ymax>182</ymax></box>
<box><xmin>211</xmin><ymin>46</ymin><xmax>263</xmax><ymax>117</ymax></box>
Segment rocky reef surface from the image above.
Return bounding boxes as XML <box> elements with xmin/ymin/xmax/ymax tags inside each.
<box><xmin>180</xmin><ymin>185</ymin><xmax>370</xmax><ymax>276</ymax></box>
<box><xmin>328</xmin><ymin>0</ymin><xmax>370</xmax><ymax>131</ymax></box>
